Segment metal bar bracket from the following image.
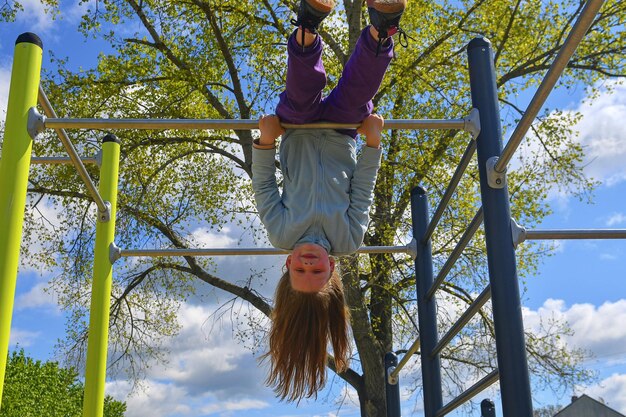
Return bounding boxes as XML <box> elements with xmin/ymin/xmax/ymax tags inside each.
<box><xmin>98</xmin><ymin>201</ymin><xmax>112</xmax><ymax>223</ymax></box>
<box><xmin>27</xmin><ymin>107</ymin><xmax>46</xmax><ymax>139</ymax></box>
<box><xmin>94</xmin><ymin>149</ymin><xmax>103</xmax><ymax>168</ymax></box>
<box><xmin>463</xmin><ymin>108</ymin><xmax>481</xmax><ymax>139</ymax></box>
<box><xmin>387</xmin><ymin>365</ymin><xmax>399</xmax><ymax>386</ymax></box>
<box><xmin>406</xmin><ymin>238</ymin><xmax>418</xmax><ymax>260</ymax></box>
<box><xmin>511</xmin><ymin>218</ymin><xmax>527</xmax><ymax>248</ymax></box>
<box><xmin>110</xmin><ymin>242</ymin><xmax>122</xmax><ymax>264</ymax></box>
<box><xmin>486</xmin><ymin>156</ymin><xmax>505</xmax><ymax>189</ymax></box>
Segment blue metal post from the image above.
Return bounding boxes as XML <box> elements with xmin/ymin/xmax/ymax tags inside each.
<box><xmin>384</xmin><ymin>352</ymin><xmax>401</xmax><ymax>417</ymax></box>
<box><xmin>481</xmin><ymin>399</ymin><xmax>496</xmax><ymax>417</ymax></box>
<box><xmin>411</xmin><ymin>186</ymin><xmax>442</xmax><ymax>417</ymax></box>
<box><xmin>467</xmin><ymin>37</ymin><xmax>533</xmax><ymax>417</ymax></box>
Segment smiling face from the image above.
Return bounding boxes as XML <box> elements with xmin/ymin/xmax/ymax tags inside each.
<box><xmin>286</xmin><ymin>243</ymin><xmax>335</xmax><ymax>293</ymax></box>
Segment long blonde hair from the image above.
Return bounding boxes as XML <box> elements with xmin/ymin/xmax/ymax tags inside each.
<box><xmin>264</xmin><ymin>269</ymin><xmax>350</xmax><ymax>401</ymax></box>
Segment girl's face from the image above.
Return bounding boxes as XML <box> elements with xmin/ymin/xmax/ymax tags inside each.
<box><xmin>286</xmin><ymin>243</ymin><xmax>335</xmax><ymax>293</ymax></box>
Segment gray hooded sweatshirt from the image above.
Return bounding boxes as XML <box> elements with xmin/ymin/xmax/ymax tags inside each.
<box><xmin>252</xmin><ymin>128</ymin><xmax>382</xmax><ymax>256</ymax></box>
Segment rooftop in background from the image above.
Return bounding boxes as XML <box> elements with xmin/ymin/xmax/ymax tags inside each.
<box><xmin>555</xmin><ymin>394</ymin><xmax>626</xmax><ymax>417</ymax></box>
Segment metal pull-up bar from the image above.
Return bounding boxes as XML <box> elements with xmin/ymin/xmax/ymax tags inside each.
<box><xmin>29</xmin><ymin>109</ymin><xmax>480</xmax><ymax>133</ymax></box>
<box><xmin>110</xmin><ymin>242</ymin><xmax>417</xmax><ymax>263</ymax></box>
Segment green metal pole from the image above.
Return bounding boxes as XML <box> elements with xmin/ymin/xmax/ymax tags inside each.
<box><xmin>0</xmin><ymin>33</ymin><xmax>43</xmax><ymax>405</ymax></box>
<box><xmin>82</xmin><ymin>134</ymin><xmax>120</xmax><ymax>417</ymax></box>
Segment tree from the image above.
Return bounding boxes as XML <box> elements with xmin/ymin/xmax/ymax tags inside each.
<box><xmin>534</xmin><ymin>404</ymin><xmax>562</xmax><ymax>417</ymax></box>
<box><xmin>2</xmin><ymin>0</ymin><xmax>625</xmax><ymax>415</ymax></box>
<box><xmin>1</xmin><ymin>349</ymin><xmax>126</xmax><ymax>417</ymax></box>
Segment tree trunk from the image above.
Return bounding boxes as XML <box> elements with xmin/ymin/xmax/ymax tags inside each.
<box><xmin>342</xmin><ymin>256</ymin><xmax>388</xmax><ymax>417</ymax></box>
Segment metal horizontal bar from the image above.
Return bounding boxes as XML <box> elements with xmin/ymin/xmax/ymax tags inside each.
<box><xmin>436</xmin><ymin>369</ymin><xmax>499</xmax><ymax>417</ymax></box>
<box><xmin>525</xmin><ymin>229</ymin><xmax>626</xmax><ymax>240</ymax></box>
<box><xmin>427</xmin><ymin>207</ymin><xmax>484</xmax><ymax>300</ymax></box>
<box><xmin>495</xmin><ymin>0</ymin><xmax>605</xmax><ymax>172</ymax></box>
<box><xmin>119</xmin><ymin>245</ymin><xmax>413</xmax><ymax>258</ymax></box>
<box><xmin>37</xmin><ymin>88</ymin><xmax>108</xmax><ymax>215</ymax></box>
<box><xmin>43</xmin><ymin>117</ymin><xmax>467</xmax><ymax>131</ymax></box>
<box><xmin>423</xmin><ymin>139</ymin><xmax>477</xmax><ymax>242</ymax></box>
<box><xmin>31</xmin><ymin>156</ymin><xmax>98</xmax><ymax>165</ymax></box>
<box><xmin>389</xmin><ymin>337</ymin><xmax>421</xmax><ymax>381</ymax></box>
<box><xmin>432</xmin><ymin>286</ymin><xmax>491</xmax><ymax>357</ymax></box>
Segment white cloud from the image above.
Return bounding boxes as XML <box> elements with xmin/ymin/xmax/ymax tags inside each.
<box><xmin>0</xmin><ymin>64</ymin><xmax>10</xmax><ymax>120</ymax></box>
<box><xmin>189</xmin><ymin>226</ymin><xmax>237</xmax><ymax>248</ymax></box>
<box><xmin>570</xmin><ymin>82</ymin><xmax>626</xmax><ymax>186</ymax></box>
<box><xmin>64</xmin><ymin>0</ymin><xmax>95</xmax><ymax>25</ymax></box>
<box><xmin>606</xmin><ymin>213</ymin><xmax>626</xmax><ymax>227</ymax></box>
<box><xmin>577</xmin><ymin>373</ymin><xmax>626</xmax><ymax>414</ymax></box>
<box><xmin>12</xmin><ymin>0</ymin><xmax>56</xmax><ymax>32</ymax></box>
<box><xmin>107</xmin><ymin>302</ymin><xmax>273</xmax><ymax>417</ymax></box>
<box><xmin>9</xmin><ymin>328</ymin><xmax>40</xmax><ymax>347</ymax></box>
<box><xmin>199</xmin><ymin>398</ymin><xmax>269</xmax><ymax>414</ymax></box>
<box><xmin>524</xmin><ymin>299</ymin><xmax>626</xmax><ymax>363</ymax></box>
<box><xmin>106</xmin><ymin>380</ymin><xmax>196</xmax><ymax>417</ymax></box>
<box><xmin>15</xmin><ymin>282</ymin><xmax>60</xmax><ymax>312</ymax></box>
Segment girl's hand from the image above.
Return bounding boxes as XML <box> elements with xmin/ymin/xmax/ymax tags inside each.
<box><xmin>357</xmin><ymin>114</ymin><xmax>384</xmax><ymax>149</ymax></box>
<box><xmin>258</xmin><ymin>115</ymin><xmax>285</xmax><ymax>146</ymax></box>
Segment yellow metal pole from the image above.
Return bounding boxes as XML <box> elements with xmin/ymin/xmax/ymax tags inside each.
<box><xmin>82</xmin><ymin>134</ymin><xmax>120</xmax><ymax>417</ymax></box>
<box><xmin>0</xmin><ymin>33</ymin><xmax>43</xmax><ymax>405</ymax></box>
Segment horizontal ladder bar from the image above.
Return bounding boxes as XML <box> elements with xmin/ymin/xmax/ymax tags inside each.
<box><xmin>388</xmin><ymin>337</ymin><xmax>421</xmax><ymax>383</ymax></box>
<box><xmin>432</xmin><ymin>286</ymin><xmax>491</xmax><ymax>357</ymax></box>
<box><xmin>525</xmin><ymin>229</ymin><xmax>626</xmax><ymax>240</ymax></box>
<box><xmin>42</xmin><ymin>117</ymin><xmax>468</xmax><ymax>131</ymax></box>
<box><xmin>436</xmin><ymin>369</ymin><xmax>499</xmax><ymax>417</ymax></box>
<box><xmin>427</xmin><ymin>207</ymin><xmax>484</xmax><ymax>300</ymax></box>
<box><xmin>116</xmin><ymin>245</ymin><xmax>413</xmax><ymax>260</ymax></box>
<box><xmin>495</xmin><ymin>0</ymin><xmax>605</xmax><ymax>173</ymax></box>
<box><xmin>31</xmin><ymin>156</ymin><xmax>98</xmax><ymax>165</ymax></box>
<box><xmin>423</xmin><ymin>139</ymin><xmax>477</xmax><ymax>243</ymax></box>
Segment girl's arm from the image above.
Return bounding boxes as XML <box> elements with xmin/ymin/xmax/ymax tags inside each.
<box><xmin>255</xmin><ymin>114</ymin><xmax>285</xmax><ymax>149</ymax></box>
<box><xmin>252</xmin><ymin>115</ymin><xmax>287</xmax><ymax>239</ymax></box>
<box><xmin>347</xmin><ymin>115</ymin><xmax>384</xmax><ymax>246</ymax></box>
<box><xmin>357</xmin><ymin>113</ymin><xmax>384</xmax><ymax>149</ymax></box>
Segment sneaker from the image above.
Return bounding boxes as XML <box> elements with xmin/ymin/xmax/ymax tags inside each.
<box><xmin>367</xmin><ymin>0</ymin><xmax>406</xmax><ymax>39</ymax></box>
<box><xmin>292</xmin><ymin>0</ymin><xmax>336</xmax><ymax>35</ymax></box>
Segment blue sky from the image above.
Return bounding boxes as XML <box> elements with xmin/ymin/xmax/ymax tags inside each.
<box><xmin>1</xmin><ymin>1</ymin><xmax>626</xmax><ymax>416</ymax></box>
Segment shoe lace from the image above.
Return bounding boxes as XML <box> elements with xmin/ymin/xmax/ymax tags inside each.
<box><xmin>375</xmin><ymin>26</ymin><xmax>414</xmax><ymax>57</ymax></box>
<box><xmin>291</xmin><ymin>18</ymin><xmax>320</xmax><ymax>52</ymax></box>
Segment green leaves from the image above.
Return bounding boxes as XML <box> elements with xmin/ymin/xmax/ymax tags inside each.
<box><xmin>1</xmin><ymin>349</ymin><xmax>126</xmax><ymax>417</ymax></box>
<box><xmin>10</xmin><ymin>0</ymin><xmax>625</xmax><ymax>409</ymax></box>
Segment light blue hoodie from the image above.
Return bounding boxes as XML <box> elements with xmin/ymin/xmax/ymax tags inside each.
<box><xmin>252</xmin><ymin>128</ymin><xmax>382</xmax><ymax>256</ymax></box>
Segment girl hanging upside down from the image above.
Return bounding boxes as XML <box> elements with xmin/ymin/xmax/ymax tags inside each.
<box><xmin>252</xmin><ymin>0</ymin><xmax>408</xmax><ymax>402</ymax></box>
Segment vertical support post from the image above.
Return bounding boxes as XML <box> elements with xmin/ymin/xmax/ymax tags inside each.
<box><xmin>481</xmin><ymin>399</ymin><xmax>496</xmax><ymax>417</ymax></box>
<box><xmin>411</xmin><ymin>187</ymin><xmax>442</xmax><ymax>417</ymax></box>
<box><xmin>384</xmin><ymin>352</ymin><xmax>401</xmax><ymax>417</ymax></box>
<box><xmin>0</xmin><ymin>33</ymin><xmax>43</xmax><ymax>404</ymax></box>
<box><xmin>467</xmin><ymin>37</ymin><xmax>533</xmax><ymax>417</ymax></box>
<box><xmin>83</xmin><ymin>134</ymin><xmax>120</xmax><ymax>417</ymax></box>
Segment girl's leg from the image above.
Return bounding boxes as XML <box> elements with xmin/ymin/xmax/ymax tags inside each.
<box><xmin>275</xmin><ymin>29</ymin><xmax>327</xmax><ymax>124</ymax></box>
<box><xmin>320</xmin><ymin>26</ymin><xmax>394</xmax><ymax>124</ymax></box>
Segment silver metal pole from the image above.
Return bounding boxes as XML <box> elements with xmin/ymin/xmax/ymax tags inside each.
<box><xmin>423</xmin><ymin>140</ymin><xmax>477</xmax><ymax>242</ymax></box>
<box><xmin>119</xmin><ymin>245</ymin><xmax>413</xmax><ymax>258</ymax></box>
<box><xmin>495</xmin><ymin>0</ymin><xmax>606</xmax><ymax>172</ymax></box>
<box><xmin>526</xmin><ymin>229</ymin><xmax>626</xmax><ymax>240</ymax></box>
<box><xmin>37</xmin><ymin>87</ymin><xmax>109</xmax><ymax>215</ymax></box>
<box><xmin>31</xmin><ymin>157</ymin><xmax>98</xmax><ymax>165</ymax></box>
<box><xmin>43</xmin><ymin>117</ymin><xmax>468</xmax><ymax>131</ymax></box>
<box><xmin>388</xmin><ymin>337</ymin><xmax>421</xmax><ymax>381</ymax></box>
<box><xmin>432</xmin><ymin>286</ymin><xmax>491</xmax><ymax>357</ymax></box>
<box><xmin>435</xmin><ymin>369</ymin><xmax>499</xmax><ymax>417</ymax></box>
<box><xmin>427</xmin><ymin>207</ymin><xmax>484</xmax><ymax>300</ymax></box>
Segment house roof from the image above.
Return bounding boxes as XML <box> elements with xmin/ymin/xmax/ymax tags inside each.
<box><xmin>554</xmin><ymin>394</ymin><xmax>626</xmax><ymax>417</ymax></box>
